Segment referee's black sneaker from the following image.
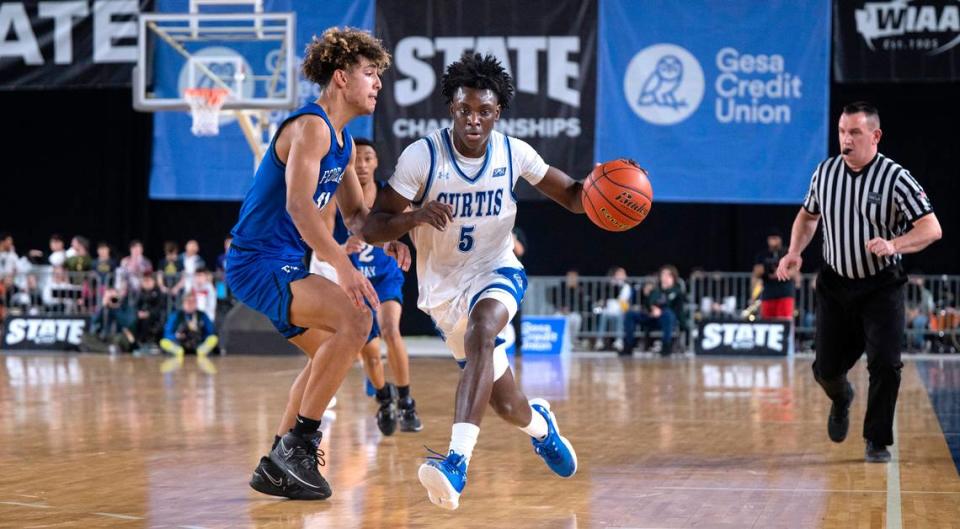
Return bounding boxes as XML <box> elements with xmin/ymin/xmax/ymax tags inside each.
<box><xmin>375</xmin><ymin>383</ymin><xmax>399</xmax><ymax>436</ymax></box>
<box><xmin>269</xmin><ymin>432</ymin><xmax>331</xmax><ymax>499</ymax></box>
<box><xmin>865</xmin><ymin>440</ymin><xmax>891</xmax><ymax>463</ymax></box>
<box><xmin>827</xmin><ymin>382</ymin><xmax>854</xmax><ymax>443</ymax></box>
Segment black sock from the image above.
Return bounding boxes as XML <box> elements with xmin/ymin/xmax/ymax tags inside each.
<box><xmin>397</xmin><ymin>385</ymin><xmax>410</xmax><ymax>400</ymax></box>
<box><xmin>272</xmin><ymin>435</ymin><xmax>282</xmax><ymax>450</ymax></box>
<box><xmin>375</xmin><ymin>384</ymin><xmax>392</xmax><ymax>401</ymax></box>
<box><xmin>292</xmin><ymin>414</ymin><xmax>321</xmax><ymax>437</ymax></box>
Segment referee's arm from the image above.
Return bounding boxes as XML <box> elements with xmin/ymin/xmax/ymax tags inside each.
<box><xmin>776</xmin><ymin>208</ymin><xmax>820</xmax><ymax>281</ymax></box>
<box><xmin>865</xmin><ymin>214</ymin><xmax>942</xmax><ymax>257</ymax></box>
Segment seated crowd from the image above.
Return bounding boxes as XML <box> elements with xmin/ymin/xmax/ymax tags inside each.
<box><xmin>0</xmin><ymin>232</ymin><xmax>232</xmax><ymax>355</ymax></box>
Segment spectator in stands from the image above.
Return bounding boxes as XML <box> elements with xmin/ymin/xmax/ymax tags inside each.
<box><xmin>215</xmin><ymin>236</ymin><xmax>233</xmax><ymax>305</ymax></box>
<box><xmin>188</xmin><ymin>267</ymin><xmax>217</xmax><ymax>322</ymax></box>
<box><xmin>595</xmin><ymin>266</ymin><xmax>631</xmax><ymax>351</ymax></box>
<box><xmin>41</xmin><ymin>265</ymin><xmax>81</xmax><ymax>314</ymax></box>
<box><xmin>0</xmin><ymin>234</ymin><xmax>38</xmax><ymax>314</ymax></box>
<box><xmin>118</xmin><ymin>240</ymin><xmax>153</xmax><ymax>296</ymax></box>
<box><xmin>643</xmin><ymin>265</ymin><xmax>687</xmax><ymax>356</ymax></box>
<box><xmin>549</xmin><ymin>269</ymin><xmax>590</xmax><ymax>349</ymax></box>
<box><xmin>160</xmin><ymin>293</ymin><xmax>218</xmax><ymax>374</ymax></box>
<box><xmin>134</xmin><ymin>274</ymin><xmax>166</xmax><ymax>350</ymax></box>
<box><xmin>753</xmin><ymin>228</ymin><xmax>795</xmax><ymax>320</ymax></box>
<box><xmin>619</xmin><ymin>279</ymin><xmax>656</xmax><ymax>356</ymax></box>
<box><xmin>48</xmin><ymin>234</ymin><xmax>66</xmax><ymax>267</ymax></box>
<box><xmin>156</xmin><ymin>241</ymin><xmax>184</xmax><ymax>297</ymax></box>
<box><xmin>181</xmin><ymin>239</ymin><xmax>206</xmax><ymax>290</ymax></box>
<box><xmin>905</xmin><ymin>275</ymin><xmax>934</xmax><ymax>350</ymax></box>
<box><xmin>89</xmin><ymin>286</ymin><xmax>136</xmax><ymax>352</ymax></box>
<box><xmin>216</xmin><ymin>235</ymin><xmax>232</xmax><ymax>275</ymax></box>
<box><xmin>93</xmin><ymin>242</ymin><xmax>116</xmax><ymax>286</ymax></box>
<box><xmin>65</xmin><ymin>236</ymin><xmax>93</xmax><ymax>273</ymax></box>
<box><xmin>0</xmin><ymin>233</ymin><xmax>17</xmax><ymax>305</ymax></box>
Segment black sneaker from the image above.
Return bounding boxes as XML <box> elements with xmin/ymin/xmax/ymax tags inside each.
<box><xmin>399</xmin><ymin>397</ymin><xmax>423</xmax><ymax>432</ymax></box>
<box><xmin>250</xmin><ymin>456</ymin><xmax>287</xmax><ymax>497</ymax></box>
<box><xmin>865</xmin><ymin>440</ymin><xmax>891</xmax><ymax>463</ymax></box>
<box><xmin>376</xmin><ymin>383</ymin><xmax>399</xmax><ymax>436</ymax></box>
<box><xmin>827</xmin><ymin>382</ymin><xmax>854</xmax><ymax>443</ymax></box>
<box><xmin>269</xmin><ymin>432</ymin><xmax>331</xmax><ymax>499</ymax></box>
<box><xmin>250</xmin><ymin>456</ymin><xmax>328</xmax><ymax>500</ymax></box>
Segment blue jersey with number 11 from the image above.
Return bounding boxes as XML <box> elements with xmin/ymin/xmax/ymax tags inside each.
<box><xmin>230</xmin><ymin>102</ymin><xmax>352</xmax><ymax>259</ymax></box>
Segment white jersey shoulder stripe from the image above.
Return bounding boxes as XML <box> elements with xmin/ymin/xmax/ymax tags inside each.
<box><xmin>412</xmin><ymin>136</ymin><xmax>438</xmax><ymax>207</ymax></box>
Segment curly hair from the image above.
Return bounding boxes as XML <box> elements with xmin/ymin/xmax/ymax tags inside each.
<box><xmin>440</xmin><ymin>53</ymin><xmax>515</xmax><ymax>109</ymax></box>
<box><xmin>302</xmin><ymin>27</ymin><xmax>391</xmax><ymax>87</ymax></box>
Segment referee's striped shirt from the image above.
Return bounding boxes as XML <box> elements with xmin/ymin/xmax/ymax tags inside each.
<box><xmin>803</xmin><ymin>152</ymin><xmax>934</xmax><ymax>280</ymax></box>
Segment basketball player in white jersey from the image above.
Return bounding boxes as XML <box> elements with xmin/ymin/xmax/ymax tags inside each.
<box><xmin>362</xmin><ymin>53</ymin><xmax>585</xmax><ymax>510</ymax></box>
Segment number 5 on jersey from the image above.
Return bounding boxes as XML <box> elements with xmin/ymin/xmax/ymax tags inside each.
<box><xmin>458</xmin><ymin>225</ymin><xmax>475</xmax><ymax>253</ymax></box>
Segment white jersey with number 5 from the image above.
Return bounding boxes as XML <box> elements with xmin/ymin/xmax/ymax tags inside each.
<box><xmin>389</xmin><ymin>128</ymin><xmax>548</xmax><ymax>311</ymax></box>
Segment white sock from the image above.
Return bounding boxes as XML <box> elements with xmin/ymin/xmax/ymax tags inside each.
<box><xmin>520</xmin><ymin>406</ymin><xmax>549</xmax><ymax>440</ymax></box>
<box><xmin>448</xmin><ymin>423</ymin><xmax>480</xmax><ymax>463</ymax></box>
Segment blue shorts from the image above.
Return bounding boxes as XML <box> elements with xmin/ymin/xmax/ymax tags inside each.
<box><xmin>371</xmin><ymin>266</ymin><xmax>404</xmax><ymax>305</ymax></box>
<box><xmin>225</xmin><ymin>245</ymin><xmax>309</xmax><ymax>339</ymax></box>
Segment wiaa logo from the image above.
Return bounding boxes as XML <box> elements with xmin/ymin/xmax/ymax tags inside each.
<box><xmin>855</xmin><ymin>0</ymin><xmax>960</xmax><ymax>55</ymax></box>
<box><xmin>701</xmin><ymin>323</ymin><xmax>785</xmax><ymax>351</ymax></box>
<box><xmin>4</xmin><ymin>318</ymin><xmax>86</xmax><ymax>346</ymax></box>
<box><xmin>623</xmin><ymin>44</ymin><xmax>705</xmax><ymax>125</ymax></box>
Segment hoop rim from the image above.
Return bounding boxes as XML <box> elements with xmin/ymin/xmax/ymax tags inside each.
<box><xmin>184</xmin><ymin>87</ymin><xmax>230</xmax><ymax>105</ymax></box>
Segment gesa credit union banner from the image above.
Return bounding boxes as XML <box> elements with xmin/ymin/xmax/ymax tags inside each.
<box><xmin>595</xmin><ymin>0</ymin><xmax>830</xmax><ymax>204</ymax></box>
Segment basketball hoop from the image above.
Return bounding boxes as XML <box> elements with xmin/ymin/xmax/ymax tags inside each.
<box><xmin>184</xmin><ymin>87</ymin><xmax>230</xmax><ymax>136</ymax></box>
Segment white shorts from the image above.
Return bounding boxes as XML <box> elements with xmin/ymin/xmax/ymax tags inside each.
<box><xmin>426</xmin><ymin>267</ymin><xmax>527</xmax><ymax>380</ymax></box>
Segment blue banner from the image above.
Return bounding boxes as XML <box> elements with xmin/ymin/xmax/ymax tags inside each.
<box><xmin>520</xmin><ymin>316</ymin><xmax>569</xmax><ymax>355</ymax></box>
<box><xmin>596</xmin><ymin>1</ymin><xmax>830</xmax><ymax>204</ymax></box>
<box><xmin>149</xmin><ymin>0</ymin><xmax>374</xmax><ymax>200</ymax></box>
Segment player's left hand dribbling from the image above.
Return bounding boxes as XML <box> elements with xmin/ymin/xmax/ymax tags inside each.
<box><xmin>413</xmin><ymin>201</ymin><xmax>454</xmax><ymax>231</ymax></box>
<box><xmin>384</xmin><ymin>241</ymin><xmax>411</xmax><ymax>271</ymax></box>
<box><xmin>866</xmin><ymin>237</ymin><xmax>896</xmax><ymax>257</ymax></box>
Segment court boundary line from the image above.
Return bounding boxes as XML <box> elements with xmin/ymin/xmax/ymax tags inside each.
<box><xmin>887</xmin><ymin>413</ymin><xmax>903</xmax><ymax>529</ymax></box>
<box><xmin>652</xmin><ymin>486</ymin><xmax>957</xmax><ymax>495</ymax></box>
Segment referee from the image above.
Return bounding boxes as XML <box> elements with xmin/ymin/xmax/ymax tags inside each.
<box><xmin>776</xmin><ymin>102</ymin><xmax>942</xmax><ymax>462</ymax></box>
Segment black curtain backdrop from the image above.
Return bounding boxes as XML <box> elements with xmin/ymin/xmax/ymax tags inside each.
<box><xmin>2</xmin><ymin>82</ymin><xmax>957</xmax><ymax>335</ymax></box>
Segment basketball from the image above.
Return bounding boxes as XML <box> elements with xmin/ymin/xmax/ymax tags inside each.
<box><xmin>581</xmin><ymin>159</ymin><xmax>653</xmax><ymax>232</ymax></box>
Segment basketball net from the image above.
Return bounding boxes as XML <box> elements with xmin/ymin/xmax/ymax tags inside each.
<box><xmin>184</xmin><ymin>88</ymin><xmax>229</xmax><ymax>136</ymax></box>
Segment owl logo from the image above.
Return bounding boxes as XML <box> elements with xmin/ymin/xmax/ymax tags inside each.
<box><xmin>638</xmin><ymin>55</ymin><xmax>686</xmax><ymax>110</ymax></box>
<box><xmin>624</xmin><ymin>44</ymin><xmax>705</xmax><ymax>126</ymax></box>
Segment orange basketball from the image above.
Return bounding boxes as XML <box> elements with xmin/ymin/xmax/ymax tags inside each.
<box><xmin>581</xmin><ymin>159</ymin><xmax>652</xmax><ymax>232</ymax></box>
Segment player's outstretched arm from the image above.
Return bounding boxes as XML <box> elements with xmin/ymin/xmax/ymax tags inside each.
<box><xmin>534</xmin><ymin>167</ymin><xmax>585</xmax><ymax>214</ymax></box>
<box><xmin>361</xmin><ymin>186</ymin><xmax>453</xmax><ymax>244</ymax></box>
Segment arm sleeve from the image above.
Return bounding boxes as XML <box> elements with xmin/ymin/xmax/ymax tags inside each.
<box><xmin>893</xmin><ymin>170</ymin><xmax>934</xmax><ymax>223</ymax></box>
<box><xmin>508</xmin><ymin>137</ymin><xmax>549</xmax><ymax>186</ymax></box>
<box><xmin>802</xmin><ymin>164</ymin><xmax>821</xmax><ymax>214</ymax></box>
<box><xmin>388</xmin><ymin>139</ymin><xmax>432</xmax><ymax>201</ymax></box>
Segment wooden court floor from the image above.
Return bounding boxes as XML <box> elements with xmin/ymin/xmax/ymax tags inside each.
<box><xmin>0</xmin><ymin>351</ymin><xmax>958</xmax><ymax>529</ymax></box>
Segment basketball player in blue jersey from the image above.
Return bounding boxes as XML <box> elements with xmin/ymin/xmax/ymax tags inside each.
<box><xmin>226</xmin><ymin>28</ymin><xmax>408</xmax><ymax>501</ymax></box>
<box><xmin>310</xmin><ymin>138</ymin><xmax>422</xmax><ymax>435</ymax></box>
<box><xmin>362</xmin><ymin>53</ymin><xmax>586</xmax><ymax>510</ymax></box>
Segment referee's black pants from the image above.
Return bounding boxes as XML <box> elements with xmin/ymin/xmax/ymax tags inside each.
<box><xmin>812</xmin><ymin>265</ymin><xmax>906</xmax><ymax>447</ymax></box>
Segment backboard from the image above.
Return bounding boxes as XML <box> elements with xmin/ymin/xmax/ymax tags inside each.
<box><xmin>133</xmin><ymin>10</ymin><xmax>296</xmax><ymax>111</ymax></box>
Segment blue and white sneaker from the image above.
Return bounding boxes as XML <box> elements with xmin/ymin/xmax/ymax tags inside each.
<box><xmin>364</xmin><ymin>377</ymin><xmax>376</xmax><ymax>397</ymax></box>
<box><xmin>418</xmin><ymin>447</ymin><xmax>468</xmax><ymax>510</ymax></box>
<box><xmin>529</xmin><ymin>398</ymin><xmax>578</xmax><ymax>478</ymax></box>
